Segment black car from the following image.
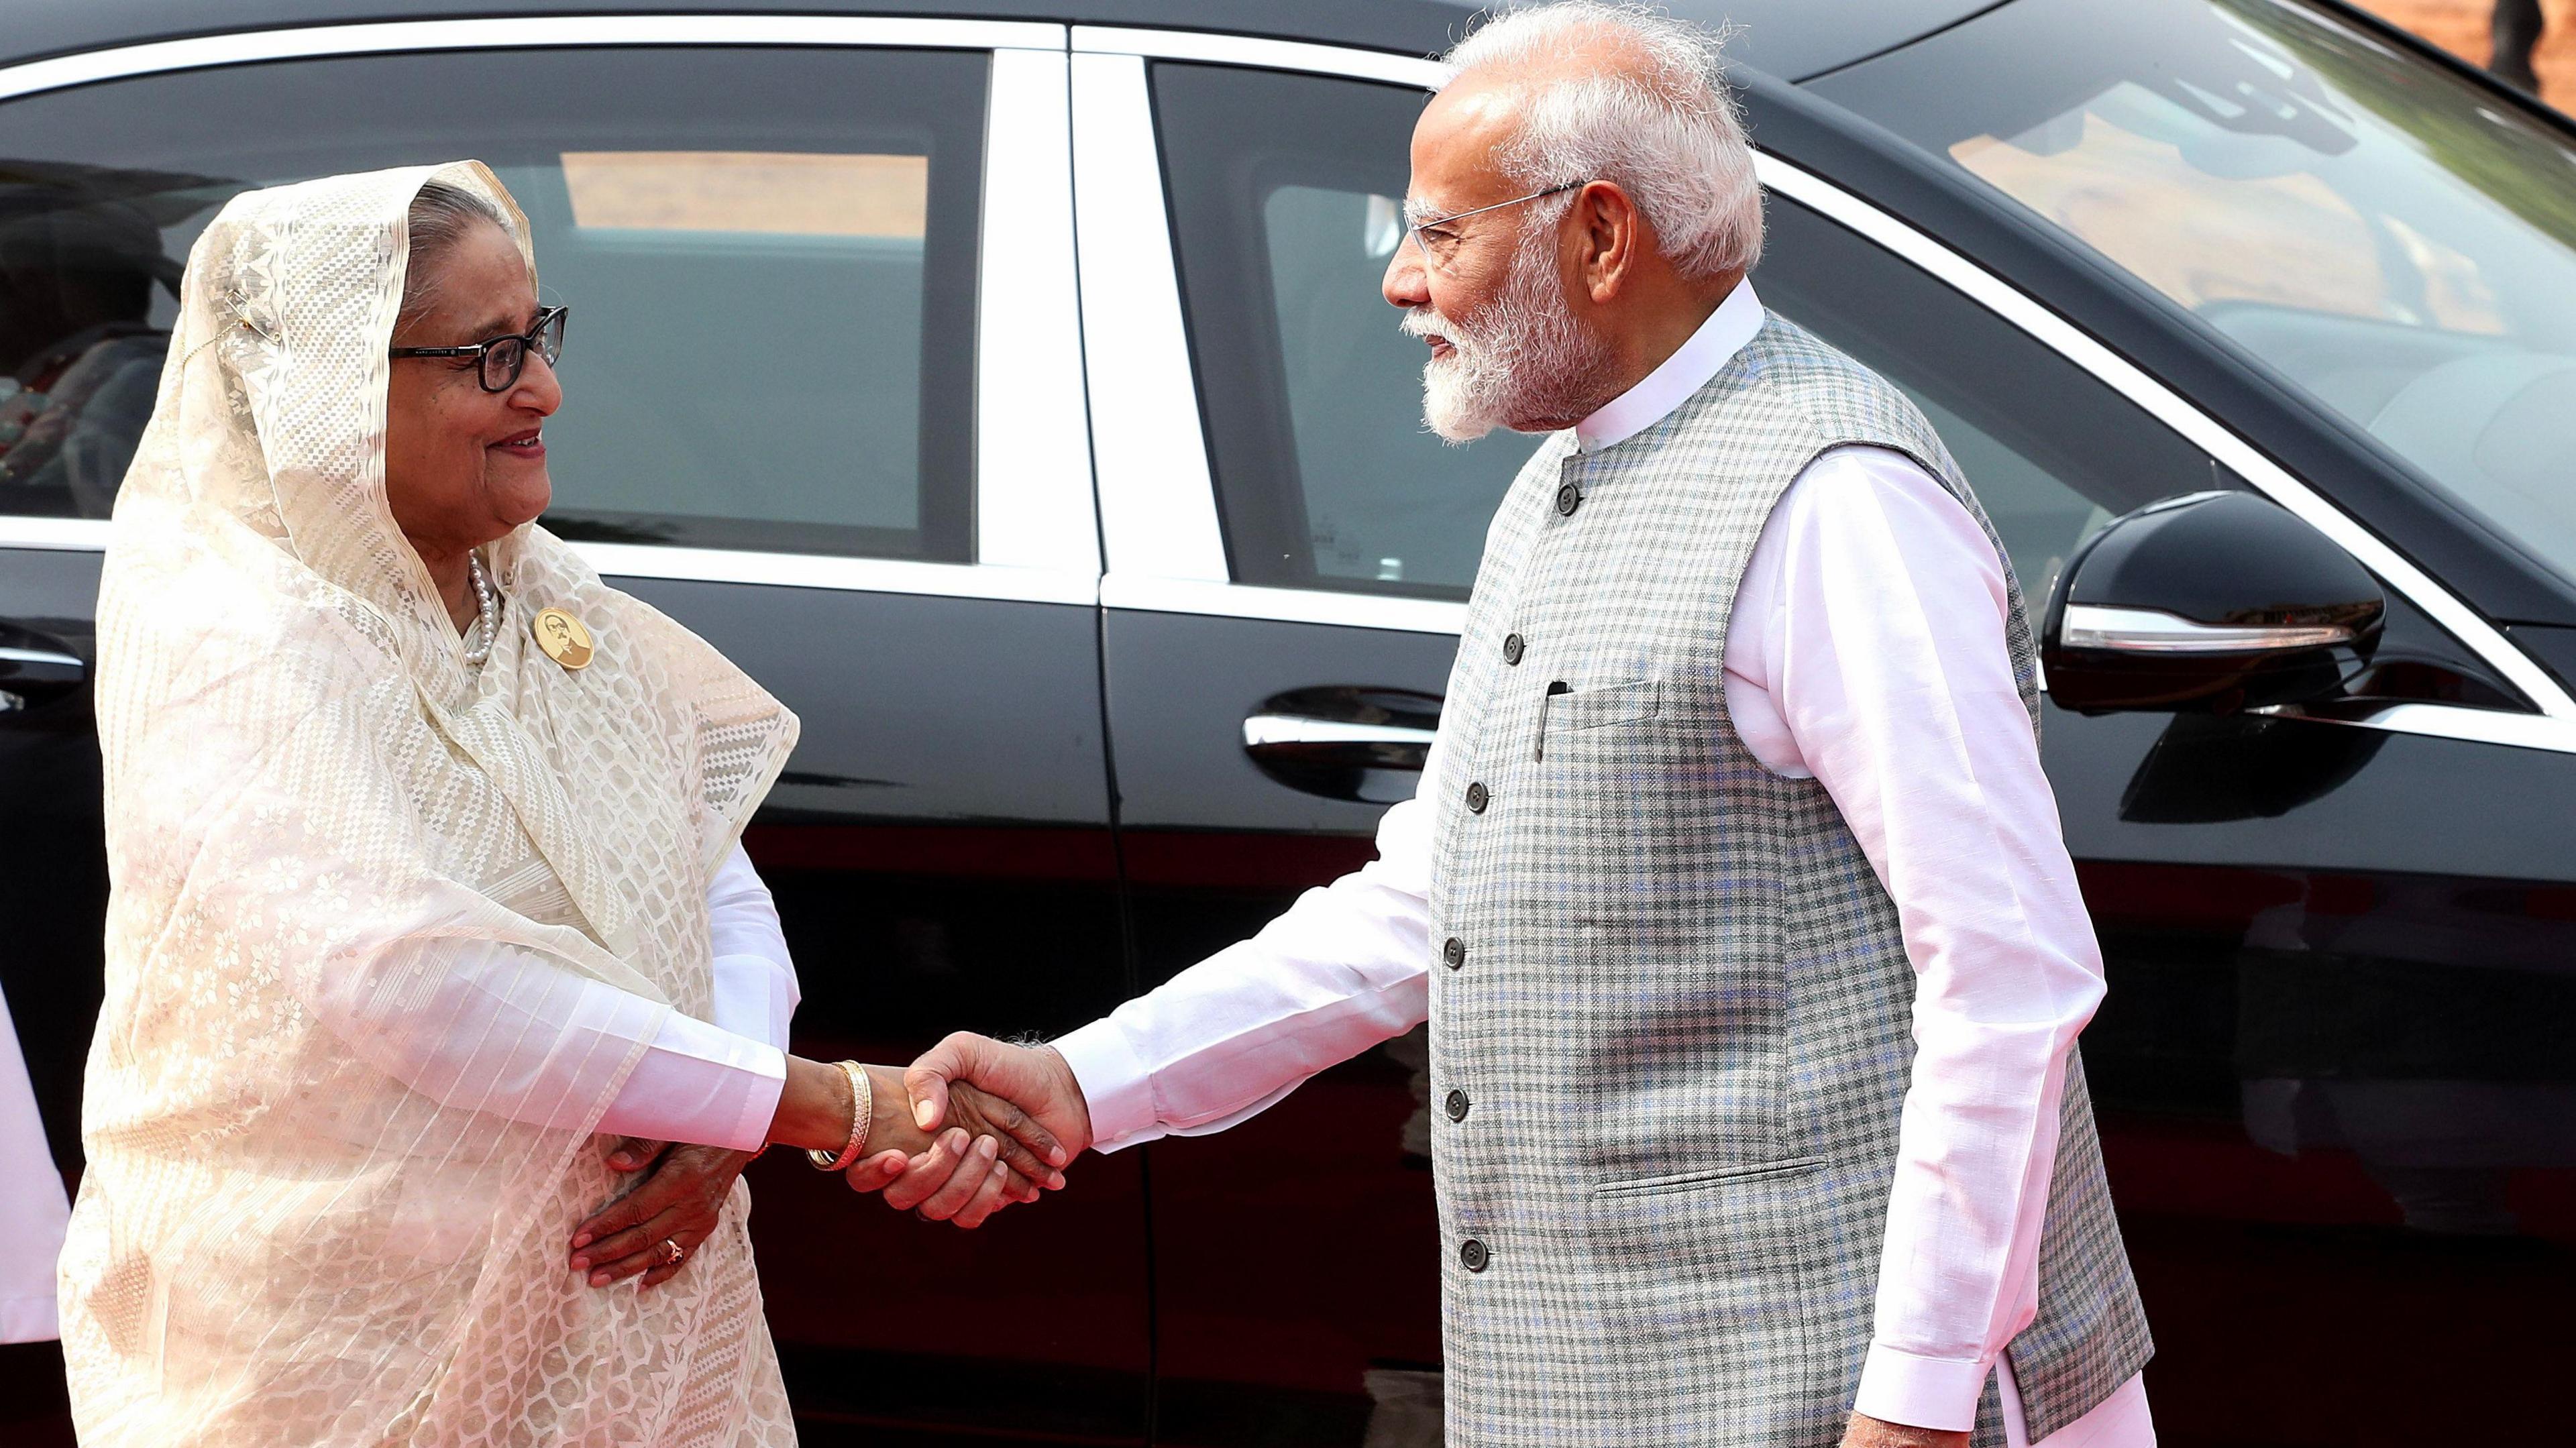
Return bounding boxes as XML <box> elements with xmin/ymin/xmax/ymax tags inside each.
<box><xmin>3</xmin><ymin>1</ymin><xmax>2572</xmax><ymax>1443</ymax></box>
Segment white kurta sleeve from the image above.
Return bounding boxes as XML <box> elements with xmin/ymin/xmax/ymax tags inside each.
<box><xmin>707</xmin><ymin>842</ymin><xmax>799</xmax><ymax>1050</ymax></box>
<box><xmin>311</xmin><ymin>851</ymin><xmax>794</xmax><ymax>1154</ymax></box>
<box><xmin>1737</xmin><ymin>447</ymin><xmax>2107</xmax><ymax>1433</ymax></box>
<box><xmin>1052</xmin><ymin>746</ymin><xmax>1440</xmax><ymax>1151</ymax></box>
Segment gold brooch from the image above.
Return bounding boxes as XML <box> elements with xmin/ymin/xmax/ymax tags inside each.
<box><xmin>531</xmin><ymin>608</ymin><xmax>594</xmax><ymax>670</ymax></box>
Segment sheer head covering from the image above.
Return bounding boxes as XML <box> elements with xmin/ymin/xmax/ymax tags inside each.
<box><xmin>60</xmin><ymin>162</ymin><xmax>800</xmax><ymax>1447</ymax></box>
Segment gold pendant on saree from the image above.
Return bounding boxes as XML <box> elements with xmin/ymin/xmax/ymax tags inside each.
<box><xmin>531</xmin><ymin>608</ymin><xmax>594</xmax><ymax>670</ymax></box>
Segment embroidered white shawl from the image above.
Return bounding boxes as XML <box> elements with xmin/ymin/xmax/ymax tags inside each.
<box><xmin>58</xmin><ymin>162</ymin><xmax>800</xmax><ymax>1447</ymax></box>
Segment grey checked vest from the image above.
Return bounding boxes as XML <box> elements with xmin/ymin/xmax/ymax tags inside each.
<box><xmin>1424</xmin><ymin>317</ymin><xmax>2151</xmax><ymax>1447</ymax></box>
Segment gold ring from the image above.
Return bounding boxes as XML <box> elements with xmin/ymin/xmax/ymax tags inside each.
<box><xmin>657</xmin><ymin>1237</ymin><xmax>684</xmax><ymax>1266</ymax></box>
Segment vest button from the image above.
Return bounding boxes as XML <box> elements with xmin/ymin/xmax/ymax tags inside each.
<box><xmin>1445</xmin><ymin>1089</ymin><xmax>1470</xmax><ymax>1122</ymax></box>
<box><xmin>1501</xmin><ymin>632</ymin><xmax>1525</xmax><ymax>665</ymax></box>
<box><xmin>1554</xmin><ymin>482</ymin><xmax>1581</xmax><ymax>516</ymax></box>
<box><xmin>1460</xmin><ymin>1238</ymin><xmax>1491</xmax><ymax>1272</ymax></box>
<box><xmin>1464</xmin><ymin>781</ymin><xmax>1489</xmax><ymax>814</ymax></box>
<box><xmin>1442</xmin><ymin>936</ymin><xmax>1466</xmax><ymax>969</ymax></box>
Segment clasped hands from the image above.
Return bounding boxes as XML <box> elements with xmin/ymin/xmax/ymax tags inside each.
<box><xmin>569</xmin><ymin>1034</ymin><xmax>1086</xmax><ymax>1290</ymax></box>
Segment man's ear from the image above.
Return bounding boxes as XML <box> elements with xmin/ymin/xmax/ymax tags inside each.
<box><xmin>1576</xmin><ymin>180</ymin><xmax>1644</xmax><ymax>306</ymax></box>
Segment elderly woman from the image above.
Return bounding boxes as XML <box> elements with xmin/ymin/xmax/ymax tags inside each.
<box><xmin>58</xmin><ymin>162</ymin><xmax>1057</xmax><ymax>1447</ymax></box>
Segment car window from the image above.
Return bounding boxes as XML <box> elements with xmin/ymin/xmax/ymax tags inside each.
<box><xmin>0</xmin><ymin>46</ymin><xmax>984</xmax><ymax>561</ymax></box>
<box><xmin>1811</xmin><ymin>0</ymin><xmax>2576</xmax><ymax>592</ymax></box>
<box><xmin>1146</xmin><ymin>58</ymin><xmax>2210</xmax><ymax>606</ymax></box>
<box><xmin>1756</xmin><ymin>196</ymin><xmax>2220</xmax><ymax>602</ymax></box>
<box><xmin>1152</xmin><ymin>63</ymin><xmax>1545</xmax><ymax>601</ymax></box>
<box><xmin>1758</xmin><ymin>193</ymin><xmax>2522</xmax><ymax>708</ymax></box>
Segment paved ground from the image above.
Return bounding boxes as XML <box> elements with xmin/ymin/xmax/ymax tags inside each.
<box><xmin>2356</xmin><ymin>0</ymin><xmax>2576</xmax><ymax>111</ymax></box>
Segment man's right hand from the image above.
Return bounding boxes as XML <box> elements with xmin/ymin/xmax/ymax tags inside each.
<box><xmin>881</xmin><ymin>1032</ymin><xmax>1094</xmax><ymax>1222</ymax></box>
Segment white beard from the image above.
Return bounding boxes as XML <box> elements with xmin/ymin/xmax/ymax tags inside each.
<box><xmin>1402</xmin><ymin>228</ymin><xmax>1617</xmax><ymax>443</ymax></box>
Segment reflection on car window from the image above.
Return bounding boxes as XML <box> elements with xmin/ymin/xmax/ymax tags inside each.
<box><xmin>0</xmin><ymin>166</ymin><xmax>192</xmax><ymax>516</ymax></box>
<box><xmin>1155</xmin><ymin>64</ymin><xmax>1543</xmax><ymax>600</ymax></box>
<box><xmin>1756</xmin><ymin>197</ymin><xmax>2217</xmax><ymax>604</ymax></box>
<box><xmin>1815</xmin><ymin>0</ymin><xmax>2576</xmax><ymax>588</ymax></box>
<box><xmin>1759</xmin><ymin>193</ymin><xmax>2524</xmax><ymax>710</ymax></box>
<box><xmin>0</xmin><ymin>48</ymin><xmax>984</xmax><ymax>561</ymax></box>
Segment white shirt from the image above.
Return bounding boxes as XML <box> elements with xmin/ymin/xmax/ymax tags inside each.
<box><xmin>1054</xmin><ymin>281</ymin><xmax>2152</xmax><ymax>1444</ymax></box>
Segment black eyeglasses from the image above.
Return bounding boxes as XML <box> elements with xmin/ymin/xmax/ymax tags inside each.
<box><xmin>390</xmin><ymin>304</ymin><xmax>568</xmax><ymax>392</ymax></box>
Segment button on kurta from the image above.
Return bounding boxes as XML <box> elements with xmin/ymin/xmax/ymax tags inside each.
<box><xmin>1502</xmin><ymin>632</ymin><xmax>1525</xmax><ymax>665</ymax></box>
<box><xmin>1554</xmin><ymin>482</ymin><xmax>1582</xmax><ymax>516</ymax></box>
<box><xmin>1445</xmin><ymin>1090</ymin><xmax>1470</xmax><ymax>1122</ymax></box>
<box><xmin>1442</xmin><ymin>936</ymin><xmax>1467</xmax><ymax>970</ymax></box>
<box><xmin>1460</xmin><ymin>1238</ymin><xmax>1490</xmax><ymax>1272</ymax></box>
<box><xmin>1464</xmin><ymin>781</ymin><xmax>1489</xmax><ymax>814</ymax></box>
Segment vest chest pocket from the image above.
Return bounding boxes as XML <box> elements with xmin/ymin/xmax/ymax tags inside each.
<box><xmin>1537</xmin><ymin>678</ymin><xmax>1662</xmax><ymax>760</ymax></box>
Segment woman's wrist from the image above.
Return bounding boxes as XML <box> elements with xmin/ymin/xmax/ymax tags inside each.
<box><xmin>861</xmin><ymin>1064</ymin><xmax>917</xmax><ymax>1157</ymax></box>
<box><xmin>769</xmin><ymin>1055</ymin><xmax>859</xmax><ymax>1152</ymax></box>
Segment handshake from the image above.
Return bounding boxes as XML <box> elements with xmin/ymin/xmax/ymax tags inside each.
<box><xmin>570</xmin><ymin>1033</ymin><xmax>1089</xmax><ymax>1290</ymax></box>
<box><xmin>839</xmin><ymin>1032</ymin><xmax>1096</xmax><ymax>1229</ymax></box>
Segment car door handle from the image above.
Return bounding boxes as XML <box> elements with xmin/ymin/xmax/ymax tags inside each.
<box><xmin>1242</xmin><ymin>712</ymin><xmax>1438</xmax><ymax>767</ymax></box>
<box><xmin>0</xmin><ymin>624</ymin><xmax>88</xmax><ymax>715</ymax></box>
<box><xmin>1239</xmin><ymin>686</ymin><xmax>1442</xmax><ymax>804</ymax></box>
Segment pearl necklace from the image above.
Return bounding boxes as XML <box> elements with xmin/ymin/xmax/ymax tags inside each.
<box><xmin>462</xmin><ymin>551</ymin><xmax>499</xmax><ymax>665</ymax></box>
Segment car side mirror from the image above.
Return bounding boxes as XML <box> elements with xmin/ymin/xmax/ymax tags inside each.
<box><xmin>2040</xmin><ymin>490</ymin><xmax>2385</xmax><ymax>715</ymax></box>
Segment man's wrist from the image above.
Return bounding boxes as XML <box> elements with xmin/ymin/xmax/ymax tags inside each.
<box><xmin>1841</xmin><ymin>1412</ymin><xmax>1970</xmax><ymax>1448</ymax></box>
<box><xmin>1048</xmin><ymin>1021</ymin><xmax>1152</xmax><ymax>1150</ymax></box>
<box><xmin>1034</xmin><ymin>1044</ymin><xmax>1096</xmax><ymax>1148</ymax></box>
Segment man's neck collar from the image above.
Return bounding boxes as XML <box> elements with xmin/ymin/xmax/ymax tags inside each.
<box><xmin>1573</xmin><ymin>278</ymin><xmax>1762</xmax><ymax>453</ymax></box>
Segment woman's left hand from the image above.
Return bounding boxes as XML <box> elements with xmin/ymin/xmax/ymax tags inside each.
<box><xmin>569</xmin><ymin>1137</ymin><xmax>756</xmax><ymax>1290</ymax></box>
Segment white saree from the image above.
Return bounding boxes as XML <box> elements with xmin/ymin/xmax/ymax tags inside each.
<box><xmin>58</xmin><ymin>162</ymin><xmax>802</xmax><ymax>1447</ymax></box>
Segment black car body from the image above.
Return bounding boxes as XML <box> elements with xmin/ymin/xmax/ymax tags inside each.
<box><xmin>3</xmin><ymin>1</ymin><xmax>2571</xmax><ymax>1443</ymax></box>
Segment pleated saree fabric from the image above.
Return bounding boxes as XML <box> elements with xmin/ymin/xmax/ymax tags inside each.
<box><xmin>58</xmin><ymin>162</ymin><xmax>801</xmax><ymax>1447</ymax></box>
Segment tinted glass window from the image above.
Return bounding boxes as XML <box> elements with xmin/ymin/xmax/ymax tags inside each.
<box><xmin>0</xmin><ymin>47</ymin><xmax>983</xmax><ymax>560</ymax></box>
<box><xmin>1757</xmin><ymin>196</ymin><xmax>2217</xmax><ymax>601</ymax></box>
<box><xmin>1813</xmin><ymin>0</ymin><xmax>2576</xmax><ymax>590</ymax></box>
<box><xmin>1153</xmin><ymin>63</ymin><xmax>1544</xmax><ymax>600</ymax></box>
<box><xmin>1759</xmin><ymin>194</ymin><xmax>2518</xmax><ymax>706</ymax></box>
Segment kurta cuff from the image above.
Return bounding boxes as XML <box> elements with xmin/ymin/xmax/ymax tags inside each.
<box><xmin>1051</xmin><ymin>1018</ymin><xmax>1161</xmax><ymax>1152</ymax></box>
<box><xmin>727</xmin><ymin>1045</ymin><xmax>790</xmax><ymax>1154</ymax></box>
<box><xmin>1855</xmin><ymin>1340</ymin><xmax>1990</xmax><ymax>1433</ymax></box>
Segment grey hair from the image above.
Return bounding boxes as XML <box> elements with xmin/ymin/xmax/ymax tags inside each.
<box><xmin>396</xmin><ymin>178</ymin><xmax>511</xmax><ymax>335</ymax></box>
<box><xmin>1443</xmin><ymin>2</ymin><xmax>1764</xmax><ymax>279</ymax></box>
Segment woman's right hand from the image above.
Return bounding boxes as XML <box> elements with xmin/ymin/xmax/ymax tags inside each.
<box><xmin>860</xmin><ymin>1072</ymin><xmax>1071</xmax><ymax>1226</ymax></box>
<box><xmin>770</xmin><ymin>1058</ymin><xmax>1064</xmax><ymax>1211</ymax></box>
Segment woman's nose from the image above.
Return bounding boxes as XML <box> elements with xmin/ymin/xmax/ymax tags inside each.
<box><xmin>515</xmin><ymin>348</ymin><xmax>564</xmax><ymax>415</ymax></box>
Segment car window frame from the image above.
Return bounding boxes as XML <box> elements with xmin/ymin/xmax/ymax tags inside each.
<box><xmin>0</xmin><ymin>13</ymin><xmax>1100</xmax><ymax>608</ymax></box>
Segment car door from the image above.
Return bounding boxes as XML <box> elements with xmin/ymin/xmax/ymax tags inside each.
<box><xmin>0</xmin><ymin>20</ymin><xmax>1148</xmax><ymax>1443</ymax></box>
<box><xmin>1069</xmin><ymin>33</ymin><xmax>1510</xmax><ymax>1448</ymax></box>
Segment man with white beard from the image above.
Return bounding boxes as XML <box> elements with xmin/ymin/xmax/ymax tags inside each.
<box><xmin>893</xmin><ymin>5</ymin><xmax>2155</xmax><ymax>1445</ymax></box>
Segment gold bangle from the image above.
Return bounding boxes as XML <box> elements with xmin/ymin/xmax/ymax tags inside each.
<box><xmin>806</xmin><ymin>1060</ymin><xmax>872</xmax><ymax>1172</ymax></box>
